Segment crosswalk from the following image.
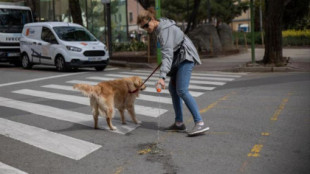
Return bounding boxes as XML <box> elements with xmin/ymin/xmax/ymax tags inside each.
<box><xmin>0</xmin><ymin>69</ymin><xmax>246</xmax><ymax>169</ymax></box>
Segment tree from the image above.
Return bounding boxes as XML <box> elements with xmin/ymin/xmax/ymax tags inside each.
<box><xmin>282</xmin><ymin>0</ymin><xmax>310</xmax><ymax>29</ymax></box>
<box><xmin>184</xmin><ymin>0</ymin><xmax>201</xmax><ymax>33</ymax></box>
<box><xmin>69</xmin><ymin>0</ymin><xmax>83</xmax><ymax>26</ymax></box>
<box><xmin>161</xmin><ymin>0</ymin><xmax>249</xmax><ymax>32</ymax></box>
<box><xmin>262</xmin><ymin>0</ymin><xmax>291</xmax><ymax>66</ymax></box>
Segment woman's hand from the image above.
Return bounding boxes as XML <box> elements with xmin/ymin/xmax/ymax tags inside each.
<box><xmin>156</xmin><ymin>78</ymin><xmax>165</xmax><ymax>90</ymax></box>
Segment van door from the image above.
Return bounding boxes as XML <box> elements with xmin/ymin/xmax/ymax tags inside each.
<box><xmin>29</xmin><ymin>27</ymin><xmax>42</xmax><ymax>64</ymax></box>
<box><xmin>40</xmin><ymin>27</ymin><xmax>57</xmax><ymax>65</ymax></box>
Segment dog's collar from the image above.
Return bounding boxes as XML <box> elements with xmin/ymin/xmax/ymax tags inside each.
<box><xmin>128</xmin><ymin>88</ymin><xmax>139</xmax><ymax>93</ymax></box>
<box><xmin>128</xmin><ymin>62</ymin><xmax>162</xmax><ymax>94</ymax></box>
<box><xmin>128</xmin><ymin>83</ymin><xmax>139</xmax><ymax>93</ymax></box>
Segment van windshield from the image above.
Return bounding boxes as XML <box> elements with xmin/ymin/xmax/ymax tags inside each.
<box><xmin>0</xmin><ymin>8</ymin><xmax>33</xmax><ymax>33</ymax></box>
<box><xmin>53</xmin><ymin>26</ymin><xmax>97</xmax><ymax>42</ymax></box>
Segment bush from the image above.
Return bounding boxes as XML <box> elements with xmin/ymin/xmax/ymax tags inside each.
<box><xmin>282</xmin><ymin>30</ymin><xmax>310</xmax><ymax>46</ymax></box>
<box><xmin>233</xmin><ymin>30</ymin><xmax>310</xmax><ymax>46</ymax></box>
<box><xmin>112</xmin><ymin>41</ymin><xmax>147</xmax><ymax>52</ymax></box>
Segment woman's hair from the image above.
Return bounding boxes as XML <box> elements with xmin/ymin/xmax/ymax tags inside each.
<box><xmin>137</xmin><ymin>7</ymin><xmax>157</xmax><ymax>25</ymax></box>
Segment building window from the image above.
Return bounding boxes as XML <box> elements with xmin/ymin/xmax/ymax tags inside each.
<box><xmin>129</xmin><ymin>12</ymin><xmax>133</xmax><ymax>22</ymax></box>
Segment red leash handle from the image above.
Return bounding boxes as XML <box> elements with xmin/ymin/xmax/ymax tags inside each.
<box><xmin>128</xmin><ymin>63</ymin><xmax>162</xmax><ymax>93</ymax></box>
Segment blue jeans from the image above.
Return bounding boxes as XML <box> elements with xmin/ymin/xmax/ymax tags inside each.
<box><xmin>168</xmin><ymin>60</ymin><xmax>202</xmax><ymax>123</ymax></box>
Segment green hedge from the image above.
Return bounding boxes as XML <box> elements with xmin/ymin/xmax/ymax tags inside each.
<box><xmin>233</xmin><ymin>31</ymin><xmax>310</xmax><ymax>46</ymax></box>
<box><xmin>112</xmin><ymin>41</ymin><xmax>147</xmax><ymax>52</ymax></box>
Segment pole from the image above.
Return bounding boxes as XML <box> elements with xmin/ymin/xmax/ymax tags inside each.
<box><xmin>259</xmin><ymin>0</ymin><xmax>264</xmax><ymax>46</ymax></box>
<box><xmin>250</xmin><ymin>0</ymin><xmax>255</xmax><ymax>63</ymax></box>
<box><xmin>106</xmin><ymin>3</ymin><xmax>112</xmax><ymax>57</ymax></box>
<box><xmin>155</xmin><ymin>0</ymin><xmax>161</xmax><ymax>64</ymax></box>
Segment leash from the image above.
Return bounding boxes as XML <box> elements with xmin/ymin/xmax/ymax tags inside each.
<box><xmin>128</xmin><ymin>63</ymin><xmax>162</xmax><ymax>93</ymax></box>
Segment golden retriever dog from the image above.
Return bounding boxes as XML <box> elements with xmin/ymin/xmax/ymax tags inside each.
<box><xmin>73</xmin><ymin>76</ymin><xmax>146</xmax><ymax>130</ymax></box>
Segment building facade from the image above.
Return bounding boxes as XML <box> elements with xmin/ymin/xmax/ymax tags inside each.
<box><xmin>0</xmin><ymin>0</ymin><xmax>132</xmax><ymax>43</ymax></box>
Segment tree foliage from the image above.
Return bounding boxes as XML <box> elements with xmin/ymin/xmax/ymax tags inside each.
<box><xmin>282</xmin><ymin>0</ymin><xmax>310</xmax><ymax>30</ymax></box>
<box><xmin>160</xmin><ymin>0</ymin><xmax>249</xmax><ymax>32</ymax></box>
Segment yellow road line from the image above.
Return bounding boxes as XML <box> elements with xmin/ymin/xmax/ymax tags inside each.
<box><xmin>247</xmin><ymin>144</ymin><xmax>263</xmax><ymax>157</ymax></box>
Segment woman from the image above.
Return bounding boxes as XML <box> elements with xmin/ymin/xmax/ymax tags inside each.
<box><xmin>137</xmin><ymin>8</ymin><xmax>209</xmax><ymax>136</ymax></box>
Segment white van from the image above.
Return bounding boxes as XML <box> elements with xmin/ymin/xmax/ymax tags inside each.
<box><xmin>20</xmin><ymin>22</ymin><xmax>109</xmax><ymax>71</ymax></box>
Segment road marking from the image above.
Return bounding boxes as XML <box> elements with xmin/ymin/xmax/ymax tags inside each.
<box><xmin>0</xmin><ymin>162</ymin><xmax>28</xmax><ymax>174</ymax></box>
<box><xmin>42</xmin><ymin>84</ymin><xmax>79</xmax><ymax>91</ymax></box>
<box><xmin>199</xmin><ymin>93</ymin><xmax>232</xmax><ymax>114</ymax></box>
<box><xmin>105</xmin><ymin>67</ymin><xmax>119</xmax><ymax>71</ymax></box>
<box><xmin>42</xmin><ymin>84</ymin><xmax>204</xmax><ymax>97</ymax></box>
<box><xmin>87</xmin><ymin>76</ymin><xmax>225</xmax><ymax>86</ymax></box>
<box><xmin>11</xmin><ymin>89</ymin><xmax>167</xmax><ymax>117</ymax></box>
<box><xmin>0</xmin><ymin>72</ymin><xmax>88</xmax><ymax>88</ymax></box>
<box><xmin>261</xmin><ymin>132</ymin><xmax>270</xmax><ymax>136</ymax></box>
<box><xmin>133</xmin><ymin>69</ymin><xmax>246</xmax><ymax>77</ymax></box>
<box><xmin>0</xmin><ymin>118</ymin><xmax>101</xmax><ymax>160</ymax></box>
<box><xmin>113</xmin><ymin>72</ymin><xmax>235</xmax><ymax>81</ymax></box>
<box><xmin>247</xmin><ymin>144</ymin><xmax>263</xmax><ymax>157</ymax></box>
<box><xmin>83</xmin><ymin>78</ymin><xmax>216</xmax><ymax>91</ymax></box>
<box><xmin>270</xmin><ymin>98</ymin><xmax>289</xmax><ymax>121</ymax></box>
<box><xmin>0</xmin><ymin>96</ymin><xmax>138</xmax><ymax>134</ymax></box>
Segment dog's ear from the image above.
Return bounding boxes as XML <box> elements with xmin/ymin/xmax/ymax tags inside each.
<box><xmin>127</xmin><ymin>78</ymin><xmax>136</xmax><ymax>92</ymax></box>
<box><xmin>133</xmin><ymin>76</ymin><xmax>141</xmax><ymax>88</ymax></box>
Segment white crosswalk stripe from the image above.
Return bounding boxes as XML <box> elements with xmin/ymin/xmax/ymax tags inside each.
<box><xmin>12</xmin><ymin>89</ymin><xmax>167</xmax><ymax>117</ymax></box>
<box><xmin>133</xmin><ymin>69</ymin><xmax>247</xmax><ymax>77</ymax></box>
<box><xmin>116</xmin><ymin>72</ymin><xmax>235</xmax><ymax>81</ymax></box>
<box><xmin>42</xmin><ymin>84</ymin><xmax>204</xmax><ymax>97</ymax></box>
<box><xmin>0</xmin><ymin>96</ymin><xmax>138</xmax><ymax>134</ymax></box>
<box><xmin>0</xmin><ymin>117</ymin><xmax>101</xmax><ymax>160</ymax></box>
<box><xmin>0</xmin><ymin>162</ymin><xmax>28</xmax><ymax>174</ymax></box>
<box><xmin>83</xmin><ymin>77</ymin><xmax>216</xmax><ymax>91</ymax></box>
<box><xmin>87</xmin><ymin>76</ymin><xmax>226</xmax><ymax>86</ymax></box>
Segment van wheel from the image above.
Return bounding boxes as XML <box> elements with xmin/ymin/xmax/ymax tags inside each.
<box><xmin>95</xmin><ymin>66</ymin><xmax>106</xmax><ymax>71</ymax></box>
<box><xmin>55</xmin><ymin>55</ymin><xmax>69</xmax><ymax>72</ymax></box>
<box><xmin>21</xmin><ymin>54</ymin><xmax>32</xmax><ymax>69</ymax></box>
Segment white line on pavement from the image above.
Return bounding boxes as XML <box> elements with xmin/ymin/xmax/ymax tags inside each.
<box><xmin>42</xmin><ymin>84</ymin><xmax>204</xmax><ymax>97</ymax></box>
<box><xmin>0</xmin><ymin>162</ymin><xmax>28</xmax><ymax>174</ymax></box>
<box><xmin>116</xmin><ymin>72</ymin><xmax>235</xmax><ymax>81</ymax></box>
<box><xmin>0</xmin><ymin>118</ymin><xmax>101</xmax><ymax>160</ymax></box>
<box><xmin>0</xmin><ymin>72</ymin><xmax>88</xmax><ymax>88</ymax></box>
<box><xmin>132</xmin><ymin>70</ymin><xmax>246</xmax><ymax>77</ymax></box>
<box><xmin>87</xmin><ymin>76</ymin><xmax>225</xmax><ymax>86</ymax></box>
<box><xmin>12</xmin><ymin>89</ymin><xmax>167</xmax><ymax>117</ymax></box>
<box><xmin>0</xmin><ymin>96</ymin><xmax>138</xmax><ymax>134</ymax></box>
<box><xmin>85</xmin><ymin>77</ymin><xmax>217</xmax><ymax>90</ymax></box>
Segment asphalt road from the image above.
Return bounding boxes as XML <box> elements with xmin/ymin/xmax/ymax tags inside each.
<box><xmin>0</xmin><ymin>64</ymin><xmax>309</xmax><ymax>174</ymax></box>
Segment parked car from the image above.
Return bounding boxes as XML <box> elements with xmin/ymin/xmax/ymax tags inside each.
<box><xmin>20</xmin><ymin>22</ymin><xmax>109</xmax><ymax>71</ymax></box>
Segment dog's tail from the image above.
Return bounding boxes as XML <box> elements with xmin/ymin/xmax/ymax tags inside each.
<box><xmin>73</xmin><ymin>84</ymin><xmax>98</xmax><ymax>97</ymax></box>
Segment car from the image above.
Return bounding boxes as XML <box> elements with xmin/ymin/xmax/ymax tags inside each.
<box><xmin>20</xmin><ymin>22</ymin><xmax>109</xmax><ymax>71</ymax></box>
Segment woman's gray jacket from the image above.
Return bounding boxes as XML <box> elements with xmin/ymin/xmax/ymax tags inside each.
<box><xmin>155</xmin><ymin>18</ymin><xmax>201</xmax><ymax>79</ymax></box>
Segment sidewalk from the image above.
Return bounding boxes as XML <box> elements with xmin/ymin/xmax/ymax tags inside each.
<box><xmin>110</xmin><ymin>48</ymin><xmax>310</xmax><ymax>72</ymax></box>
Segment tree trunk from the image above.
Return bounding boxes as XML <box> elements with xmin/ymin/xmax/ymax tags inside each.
<box><xmin>262</xmin><ymin>0</ymin><xmax>286</xmax><ymax>66</ymax></box>
<box><xmin>185</xmin><ymin>0</ymin><xmax>201</xmax><ymax>34</ymax></box>
<box><xmin>69</xmin><ymin>0</ymin><xmax>83</xmax><ymax>26</ymax></box>
<box><xmin>25</xmin><ymin>0</ymin><xmax>37</xmax><ymax>21</ymax></box>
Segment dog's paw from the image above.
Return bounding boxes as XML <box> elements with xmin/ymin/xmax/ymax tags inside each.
<box><xmin>122</xmin><ymin>122</ymin><xmax>127</xmax><ymax>125</ymax></box>
<box><xmin>135</xmin><ymin>120</ymin><xmax>142</xmax><ymax>124</ymax></box>
<box><xmin>110</xmin><ymin>126</ymin><xmax>117</xmax><ymax>130</ymax></box>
